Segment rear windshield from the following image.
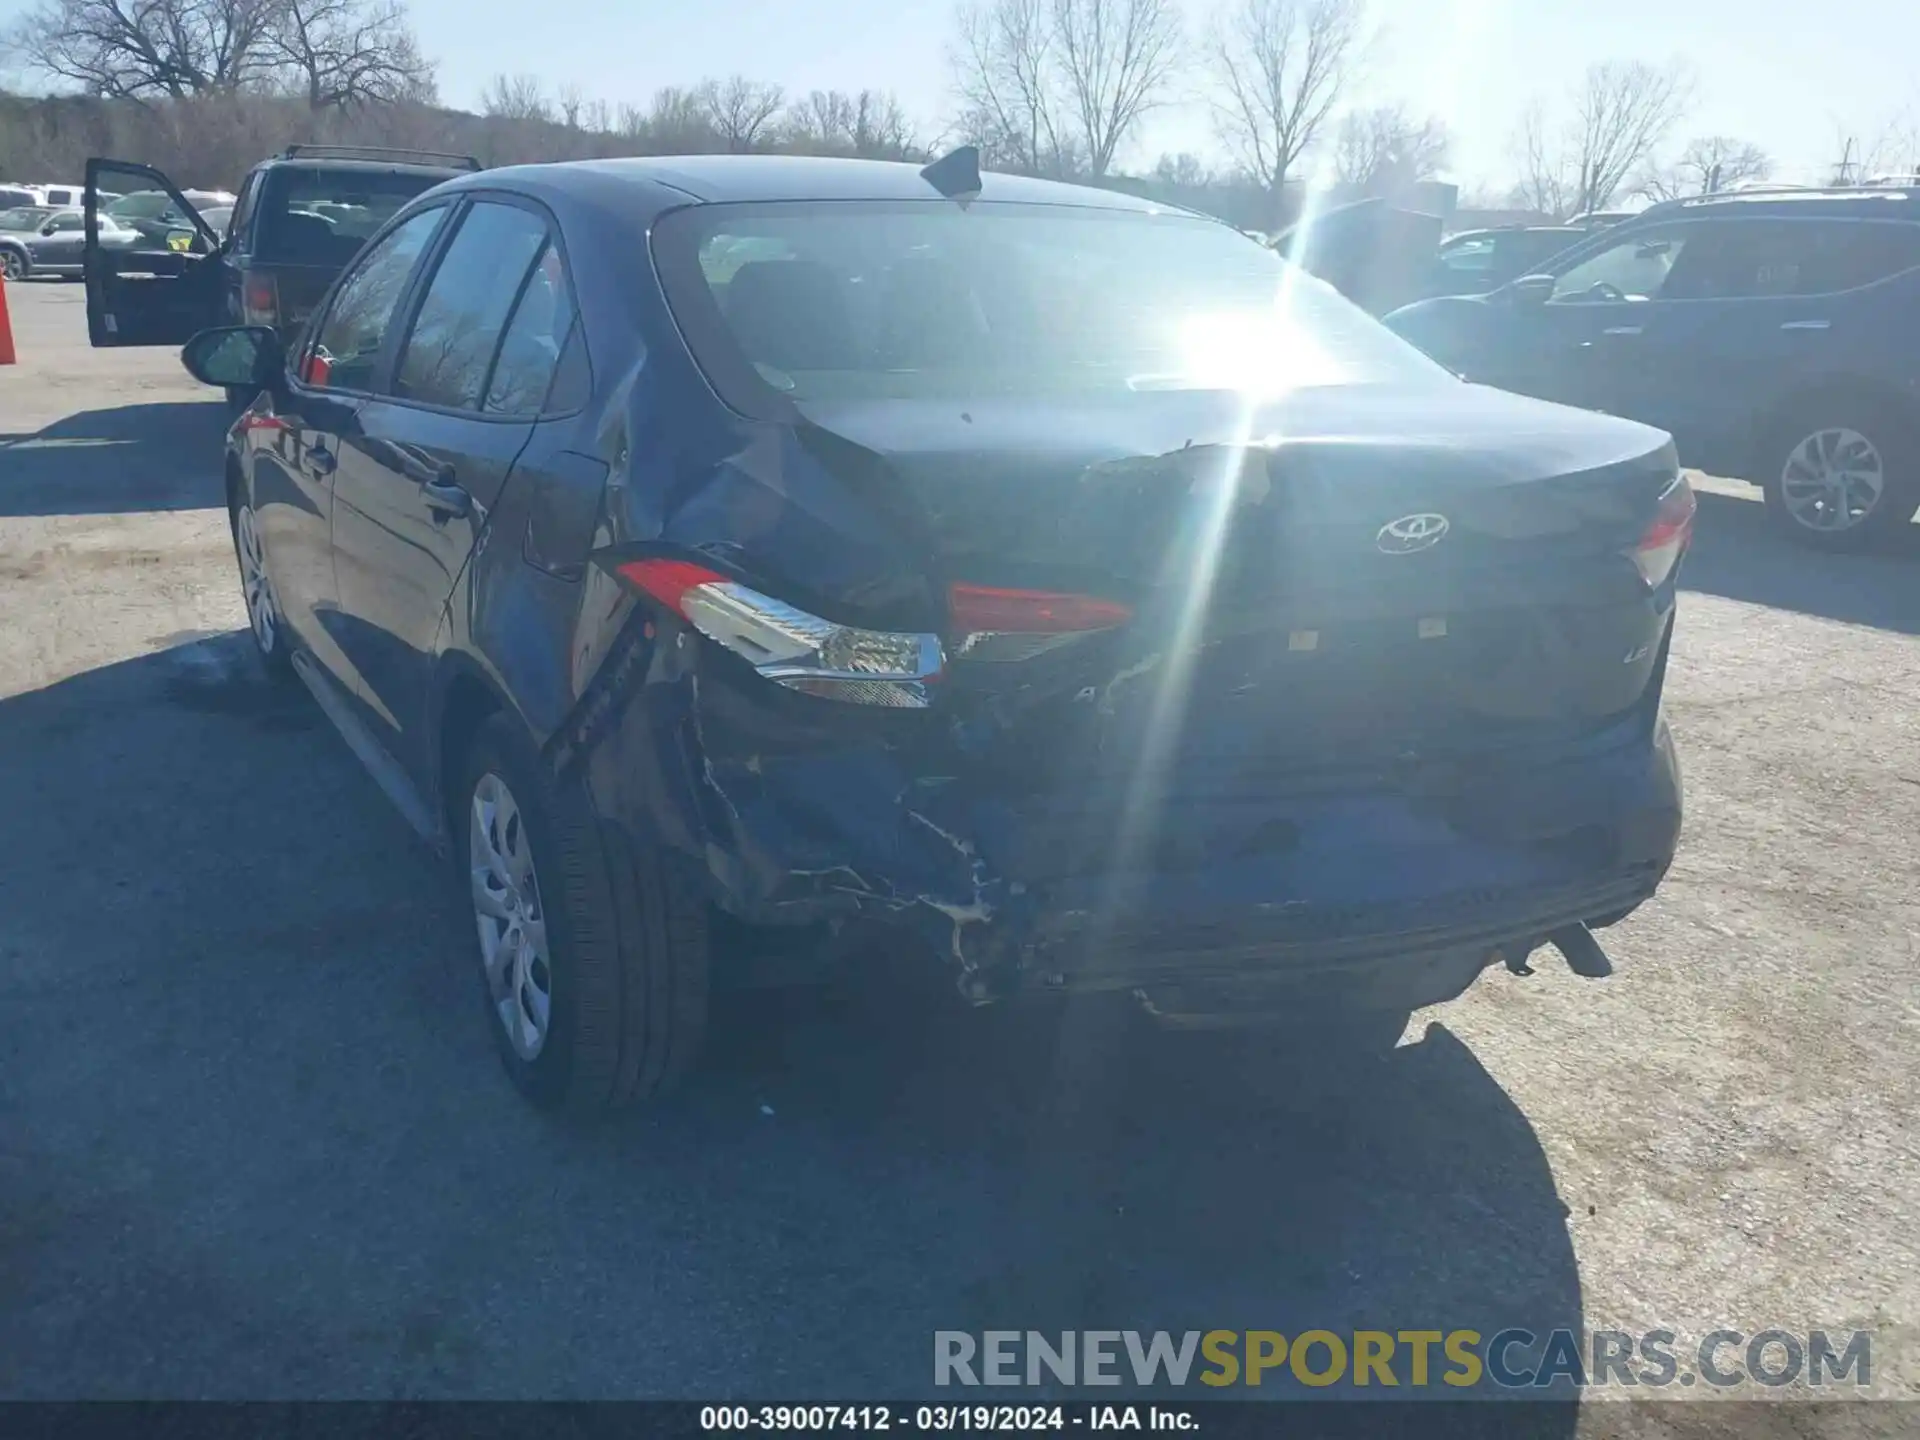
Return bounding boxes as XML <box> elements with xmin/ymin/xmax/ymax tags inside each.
<box><xmin>653</xmin><ymin>200</ymin><xmax>1448</xmax><ymax>408</ymax></box>
<box><xmin>256</xmin><ymin>167</ymin><xmax>449</xmax><ymax>265</ymax></box>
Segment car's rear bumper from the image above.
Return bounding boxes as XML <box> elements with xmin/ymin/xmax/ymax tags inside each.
<box><xmin>578</xmin><ymin>618</ymin><xmax>1683</xmax><ymax>1012</ymax></box>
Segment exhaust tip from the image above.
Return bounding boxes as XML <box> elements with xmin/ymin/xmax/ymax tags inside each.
<box><xmin>1548</xmin><ymin>924</ymin><xmax>1613</xmax><ymax>979</ymax></box>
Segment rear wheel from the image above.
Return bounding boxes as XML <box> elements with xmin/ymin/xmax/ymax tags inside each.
<box><xmin>1760</xmin><ymin>400</ymin><xmax>1920</xmax><ymax>550</ymax></box>
<box><xmin>457</xmin><ymin>714</ymin><xmax>709</xmax><ymax>1111</ymax></box>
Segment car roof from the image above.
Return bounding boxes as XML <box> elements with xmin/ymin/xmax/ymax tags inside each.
<box><xmin>442</xmin><ymin>154</ymin><xmax>1193</xmax><ymax>217</ymax></box>
<box><xmin>254</xmin><ymin>156</ymin><xmax>472</xmax><ymax>178</ymax></box>
<box><xmin>1640</xmin><ymin>186</ymin><xmax>1920</xmax><ymax>222</ymax></box>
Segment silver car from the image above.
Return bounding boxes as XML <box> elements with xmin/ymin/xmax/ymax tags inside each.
<box><xmin>0</xmin><ymin>205</ymin><xmax>138</xmax><ymax>278</ymax></box>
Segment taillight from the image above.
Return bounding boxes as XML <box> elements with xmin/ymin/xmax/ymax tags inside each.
<box><xmin>948</xmin><ymin>582</ymin><xmax>1132</xmax><ymax>661</ymax></box>
<box><xmin>242</xmin><ymin>273</ymin><xmax>279</xmax><ymax>327</ymax></box>
<box><xmin>1632</xmin><ymin>474</ymin><xmax>1696</xmax><ymax>587</ymax></box>
<box><xmin>613</xmin><ymin>558</ymin><xmax>943</xmax><ymax>708</ymax></box>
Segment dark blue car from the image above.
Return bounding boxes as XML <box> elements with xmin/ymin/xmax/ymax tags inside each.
<box><xmin>1385</xmin><ymin>187</ymin><xmax>1920</xmax><ymax>550</ymax></box>
<box><xmin>155</xmin><ymin>155</ymin><xmax>1686</xmax><ymax>1111</ymax></box>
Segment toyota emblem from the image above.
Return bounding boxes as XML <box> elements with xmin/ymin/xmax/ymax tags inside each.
<box><xmin>1376</xmin><ymin>513</ymin><xmax>1450</xmax><ymax>554</ymax></box>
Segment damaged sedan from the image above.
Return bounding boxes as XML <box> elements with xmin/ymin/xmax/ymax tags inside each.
<box><xmin>163</xmin><ymin>151</ymin><xmax>1689</xmax><ymax>1110</ymax></box>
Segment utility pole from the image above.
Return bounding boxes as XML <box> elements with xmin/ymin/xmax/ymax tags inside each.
<box><xmin>1833</xmin><ymin>136</ymin><xmax>1856</xmax><ymax>187</ymax></box>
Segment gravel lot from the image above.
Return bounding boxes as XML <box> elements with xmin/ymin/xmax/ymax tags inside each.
<box><xmin>3</xmin><ymin>278</ymin><xmax>1918</xmax><ymax>1425</ymax></box>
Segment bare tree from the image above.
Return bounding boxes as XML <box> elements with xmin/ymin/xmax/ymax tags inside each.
<box><xmin>700</xmin><ymin>75</ymin><xmax>785</xmax><ymax>152</ymax></box>
<box><xmin>1152</xmin><ymin>150</ymin><xmax>1211</xmax><ymax>186</ymax></box>
<box><xmin>950</xmin><ymin>0</ymin><xmax>1071</xmax><ymax>174</ymax></box>
<box><xmin>1513</xmin><ymin>59</ymin><xmax>1693</xmax><ymax>218</ymax></box>
<box><xmin>1333</xmin><ymin>103</ymin><xmax>1446</xmax><ymax>192</ymax></box>
<box><xmin>788</xmin><ymin>87</ymin><xmax>916</xmax><ymax>158</ymax></box>
<box><xmin>1050</xmin><ymin>0</ymin><xmax>1181</xmax><ymax>177</ymax></box>
<box><xmin>268</xmin><ymin>0</ymin><xmax>434</xmax><ymax>109</ymax></box>
<box><xmin>555</xmin><ymin>81</ymin><xmax>585</xmax><ymax>130</ymax></box>
<box><xmin>480</xmin><ymin>72</ymin><xmax>551</xmax><ymax>123</ymax></box>
<box><xmin>1635</xmin><ymin>134</ymin><xmax>1771</xmax><ymax>200</ymax></box>
<box><xmin>1207</xmin><ymin>0</ymin><xmax>1364</xmax><ymax>225</ymax></box>
<box><xmin>6</xmin><ymin>0</ymin><xmax>283</xmax><ymax>99</ymax></box>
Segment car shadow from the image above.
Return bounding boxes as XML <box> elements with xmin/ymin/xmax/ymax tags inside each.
<box><xmin>1681</xmin><ymin>487</ymin><xmax>1920</xmax><ymax>635</ymax></box>
<box><xmin>0</xmin><ymin>400</ymin><xmax>229</xmax><ymax>518</ymax></box>
<box><xmin>0</xmin><ymin>634</ymin><xmax>1578</xmax><ymax>1424</ymax></box>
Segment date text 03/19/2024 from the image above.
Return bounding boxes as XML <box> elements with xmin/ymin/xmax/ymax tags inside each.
<box><xmin>699</xmin><ymin>1405</ymin><xmax>1194</xmax><ymax>1431</ymax></box>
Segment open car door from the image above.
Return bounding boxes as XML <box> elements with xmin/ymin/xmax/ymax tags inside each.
<box><xmin>85</xmin><ymin>158</ymin><xmax>223</xmax><ymax>347</ymax></box>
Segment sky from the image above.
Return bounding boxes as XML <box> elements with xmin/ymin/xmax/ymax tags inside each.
<box><xmin>6</xmin><ymin>0</ymin><xmax>1918</xmax><ymax>191</ymax></box>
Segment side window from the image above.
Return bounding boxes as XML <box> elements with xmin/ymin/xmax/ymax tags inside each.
<box><xmin>1438</xmin><ymin>234</ymin><xmax>1497</xmax><ymax>274</ymax></box>
<box><xmin>307</xmin><ymin>207</ymin><xmax>446</xmax><ymax>392</ymax></box>
<box><xmin>1803</xmin><ymin>222</ymin><xmax>1920</xmax><ymax>293</ymax></box>
<box><xmin>48</xmin><ymin>213</ymin><xmax>84</xmax><ymax>233</ymax></box>
<box><xmin>392</xmin><ymin>201</ymin><xmax>550</xmax><ymax>410</ymax></box>
<box><xmin>229</xmin><ymin>173</ymin><xmax>260</xmax><ymax>249</ymax></box>
<box><xmin>1550</xmin><ymin>227</ymin><xmax>1689</xmax><ymax>303</ymax></box>
<box><xmin>484</xmin><ymin>243</ymin><xmax>584</xmax><ymax>414</ymax></box>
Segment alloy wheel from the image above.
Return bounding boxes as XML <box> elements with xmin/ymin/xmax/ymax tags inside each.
<box><xmin>1779</xmin><ymin>427</ymin><xmax>1886</xmax><ymax>532</ymax></box>
<box><xmin>2</xmin><ymin>251</ymin><xmax>23</xmax><ymax>280</ymax></box>
<box><xmin>235</xmin><ymin>504</ymin><xmax>279</xmax><ymax>652</ymax></box>
<box><xmin>469</xmin><ymin>772</ymin><xmax>553</xmax><ymax>1061</ymax></box>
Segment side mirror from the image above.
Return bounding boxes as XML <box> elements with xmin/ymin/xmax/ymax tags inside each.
<box><xmin>1509</xmin><ymin>273</ymin><xmax>1556</xmax><ymax>306</ymax></box>
<box><xmin>181</xmin><ymin>326</ymin><xmax>282</xmax><ymax>390</ymax></box>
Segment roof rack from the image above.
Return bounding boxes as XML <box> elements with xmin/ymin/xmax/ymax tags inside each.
<box><xmin>279</xmin><ymin>144</ymin><xmax>482</xmax><ymax>171</ymax></box>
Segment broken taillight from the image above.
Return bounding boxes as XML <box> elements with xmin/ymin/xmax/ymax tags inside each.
<box><xmin>613</xmin><ymin>558</ymin><xmax>944</xmax><ymax>708</ymax></box>
<box><xmin>947</xmin><ymin>582</ymin><xmax>1132</xmax><ymax>661</ymax></box>
<box><xmin>1631</xmin><ymin>474</ymin><xmax>1696</xmax><ymax>588</ymax></box>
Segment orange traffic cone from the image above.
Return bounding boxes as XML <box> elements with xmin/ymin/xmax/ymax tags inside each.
<box><xmin>0</xmin><ymin>273</ymin><xmax>14</xmax><ymax>365</ymax></box>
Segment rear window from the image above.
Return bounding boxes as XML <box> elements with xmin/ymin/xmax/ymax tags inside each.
<box><xmin>256</xmin><ymin>167</ymin><xmax>450</xmax><ymax>266</ymax></box>
<box><xmin>653</xmin><ymin>200</ymin><xmax>1448</xmax><ymax>409</ymax></box>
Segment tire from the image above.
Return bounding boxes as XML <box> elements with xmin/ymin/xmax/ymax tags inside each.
<box><xmin>1760</xmin><ymin>398</ymin><xmax>1920</xmax><ymax>551</ymax></box>
<box><xmin>229</xmin><ymin>496</ymin><xmax>294</xmax><ymax>680</ymax></box>
<box><xmin>1</xmin><ymin>248</ymin><xmax>26</xmax><ymax>281</ymax></box>
<box><xmin>456</xmin><ymin>713</ymin><xmax>709</xmax><ymax>1111</ymax></box>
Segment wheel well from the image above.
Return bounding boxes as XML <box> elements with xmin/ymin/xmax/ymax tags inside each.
<box><xmin>1754</xmin><ymin>375</ymin><xmax>1919</xmax><ymax>466</ymax></box>
<box><xmin>438</xmin><ymin>673</ymin><xmax>502</xmax><ymax>840</ymax></box>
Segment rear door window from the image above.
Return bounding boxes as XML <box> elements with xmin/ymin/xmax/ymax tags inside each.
<box><xmin>391</xmin><ymin>200</ymin><xmax>551</xmax><ymax>410</ymax></box>
<box><xmin>484</xmin><ymin>243</ymin><xmax>583</xmax><ymax>415</ymax></box>
<box><xmin>306</xmin><ymin>207</ymin><xmax>447</xmax><ymax>391</ymax></box>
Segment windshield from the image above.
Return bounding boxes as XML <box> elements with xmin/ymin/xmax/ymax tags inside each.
<box><xmin>653</xmin><ymin>200</ymin><xmax>1450</xmax><ymax>407</ymax></box>
<box><xmin>0</xmin><ymin>206</ymin><xmax>54</xmax><ymax>230</ymax></box>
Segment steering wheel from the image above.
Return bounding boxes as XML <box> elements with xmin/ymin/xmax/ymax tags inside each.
<box><xmin>1584</xmin><ymin>281</ymin><xmax>1626</xmax><ymax>302</ymax></box>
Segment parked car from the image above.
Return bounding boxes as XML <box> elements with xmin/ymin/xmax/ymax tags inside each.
<box><xmin>0</xmin><ymin>185</ymin><xmax>41</xmax><ymax>209</ymax></box>
<box><xmin>1384</xmin><ymin>186</ymin><xmax>1920</xmax><ymax>549</ymax></box>
<box><xmin>149</xmin><ymin>154</ymin><xmax>1687</xmax><ymax>1112</ymax></box>
<box><xmin>1274</xmin><ymin>197</ymin><xmax>1446</xmax><ymax>313</ymax></box>
<box><xmin>0</xmin><ymin>205</ymin><xmax>138</xmax><ymax>278</ymax></box>
<box><xmin>1424</xmin><ymin>226</ymin><xmax>1588</xmax><ymax>299</ymax></box>
<box><xmin>34</xmin><ymin>183</ymin><xmax>87</xmax><ymax>208</ymax></box>
<box><xmin>84</xmin><ymin>146</ymin><xmax>480</xmax><ymax>403</ymax></box>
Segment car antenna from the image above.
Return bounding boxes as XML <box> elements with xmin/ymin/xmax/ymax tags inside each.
<box><xmin>920</xmin><ymin>145</ymin><xmax>982</xmax><ymax>207</ymax></box>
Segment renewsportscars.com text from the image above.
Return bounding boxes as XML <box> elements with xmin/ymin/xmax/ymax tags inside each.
<box><xmin>933</xmin><ymin>1329</ymin><xmax>1871</xmax><ymax>1390</ymax></box>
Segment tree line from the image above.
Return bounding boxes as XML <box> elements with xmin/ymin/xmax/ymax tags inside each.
<box><xmin>5</xmin><ymin>0</ymin><xmax>1899</xmax><ymax>226</ymax></box>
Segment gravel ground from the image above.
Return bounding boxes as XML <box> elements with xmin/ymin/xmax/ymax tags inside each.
<box><xmin>3</xmin><ymin>279</ymin><xmax>1918</xmax><ymax>1429</ymax></box>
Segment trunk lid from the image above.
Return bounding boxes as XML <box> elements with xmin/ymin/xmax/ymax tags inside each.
<box><xmin>796</xmin><ymin>383</ymin><xmax>1681</xmax><ymax>786</ymax></box>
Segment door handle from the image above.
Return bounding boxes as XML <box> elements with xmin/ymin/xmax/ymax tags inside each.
<box><xmin>1602</xmin><ymin>326</ymin><xmax>1643</xmax><ymax>336</ymax></box>
<box><xmin>308</xmin><ymin>442</ymin><xmax>336</xmax><ymax>476</ymax></box>
<box><xmin>1781</xmin><ymin>319</ymin><xmax>1831</xmax><ymax>331</ymax></box>
<box><xmin>421</xmin><ymin>474</ymin><xmax>473</xmax><ymax>519</ymax></box>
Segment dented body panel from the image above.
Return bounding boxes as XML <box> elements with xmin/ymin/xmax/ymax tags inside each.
<box><xmin>219</xmin><ymin>156</ymin><xmax>1686</xmax><ymax>1019</ymax></box>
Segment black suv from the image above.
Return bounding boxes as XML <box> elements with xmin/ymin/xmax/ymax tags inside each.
<box><xmin>1385</xmin><ymin>187</ymin><xmax>1920</xmax><ymax>549</ymax></box>
<box><xmin>84</xmin><ymin>146</ymin><xmax>479</xmax><ymax>398</ymax></box>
